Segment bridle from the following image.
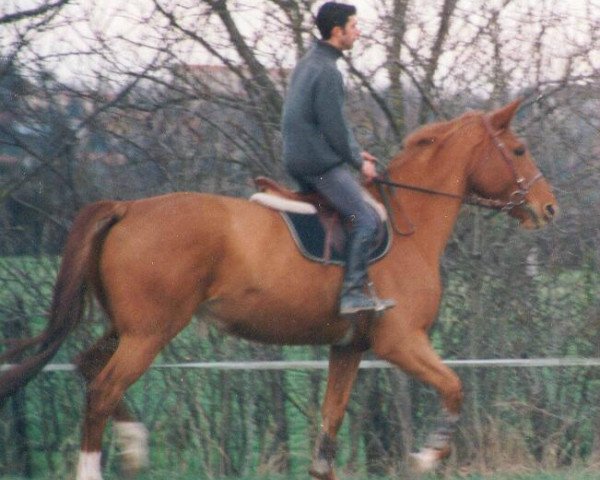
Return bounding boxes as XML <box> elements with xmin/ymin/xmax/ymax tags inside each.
<box><xmin>478</xmin><ymin>115</ymin><xmax>544</xmax><ymax>212</ymax></box>
<box><xmin>374</xmin><ymin>114</ymin><xmax>545</xmax><ymax>234</ymax></box>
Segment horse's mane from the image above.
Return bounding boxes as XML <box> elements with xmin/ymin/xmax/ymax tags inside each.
<box><xmin>389</xmin><ymin>111</ymin><xmax>482</xmax><ymax>169</ymax></box>
<box><xmin>403</xmin><ymin>111</ymin><xmax>481</xmax><ymax>150</ymax></box>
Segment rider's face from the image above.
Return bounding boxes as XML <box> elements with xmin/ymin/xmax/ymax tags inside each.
<box><xmin>335</xmin><ymin>15</ymin><xmax>360</xmax><ymax>50</ymax></box>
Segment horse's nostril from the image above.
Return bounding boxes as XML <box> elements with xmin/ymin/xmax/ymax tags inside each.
<box><xmin>545</xmin><ymin>204</ymin><xmax>556</xmax><ymax>218</ymax></box>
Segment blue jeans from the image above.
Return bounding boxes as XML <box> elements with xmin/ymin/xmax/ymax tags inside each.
<box><xmin>294</xmin><ymin>165</ymin><xmax>380</xmax><ymax>244</ymax></box>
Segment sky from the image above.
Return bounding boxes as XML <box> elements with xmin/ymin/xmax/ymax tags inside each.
<box><xmin>1</xmin><ymin>0</ymin><xmax>598</xmax><ymax>91</ymax></box>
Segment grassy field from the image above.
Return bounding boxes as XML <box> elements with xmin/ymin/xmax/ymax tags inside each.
<box><xmin>2</xmin><ymin>258</ymin><xmax>600</xmax><ymax>480</ymax></box>
<box><xmin>132</xmin><ymin>470</ymin><xmax>600</xmax><ymax>480</ymax></box>
<box><xmin>4</xmin><ymin>469</ymin><xmax>600</xmax><ymax>480</ymax></box>
<box><xmin>135</xmin><ymin>469</ymin><xmax>600</xmax><ymax>480</ymax></box>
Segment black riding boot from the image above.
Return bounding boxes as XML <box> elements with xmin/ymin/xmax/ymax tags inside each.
<box><xmin>339</xmin><ymin>229</ymin><xmax>395</xmax><ymax>316</ymax></box>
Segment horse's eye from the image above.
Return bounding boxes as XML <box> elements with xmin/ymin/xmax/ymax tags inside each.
<box><xmin>514</xmin><ymin>147</ymin><xmax>526</xmax><ymax>156</ymax></box>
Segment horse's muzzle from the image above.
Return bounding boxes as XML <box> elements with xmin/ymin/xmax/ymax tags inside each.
<box><xmin>518</xmin><ymin>199</ymin><xmax>559</xmax><ymax>230</ymax></box>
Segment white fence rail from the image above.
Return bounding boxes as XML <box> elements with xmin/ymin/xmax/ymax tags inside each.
<box><xmin>4</xmin><ymin>357</ymin><xmax>600</xmax><ymax>372</ymax></box>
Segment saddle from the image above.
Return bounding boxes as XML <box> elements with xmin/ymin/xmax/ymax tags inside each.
<box><xmin>251</xmin><ymin>176</ymin><xmax>390</xmax><ymax>265</ymax></box>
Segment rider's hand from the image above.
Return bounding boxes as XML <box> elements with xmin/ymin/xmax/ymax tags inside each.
<box><xmin>360</xmin><ymin>151</ymin><xmax>378</xmax><ymax>183</ymax></box>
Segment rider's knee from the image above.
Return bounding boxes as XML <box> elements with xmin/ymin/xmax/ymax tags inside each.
<box><xmin>352</xmin><ymin>208</ymin><xmax>380</xmax><ymax>236</ymax></box>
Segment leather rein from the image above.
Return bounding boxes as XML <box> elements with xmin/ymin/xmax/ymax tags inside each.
<box><xmin>374</xmin><ymin>114</ymin><xmax>545</xmax><ymax>235</ymax></box>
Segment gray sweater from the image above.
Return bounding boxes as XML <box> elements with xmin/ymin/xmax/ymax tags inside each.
<box><xmin>282</xmin><ymin>41</ymin><xmax>363</xmax><ymax>177</ymax></box>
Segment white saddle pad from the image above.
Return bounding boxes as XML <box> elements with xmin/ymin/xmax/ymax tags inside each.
<box><xmin>250</xmin><ymin>190</ymin><xmax>387</xmax><ymax>221</ymax></box>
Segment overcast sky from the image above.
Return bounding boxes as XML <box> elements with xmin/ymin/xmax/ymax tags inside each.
<box><xmin>2</xmin><ymin>0</ymin><xmax>598</xmax><ymax>90</ymax></box>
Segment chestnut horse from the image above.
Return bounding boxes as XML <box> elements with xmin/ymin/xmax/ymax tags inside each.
<box><xmin>0</xmin><ymin>100</ymin><xmax>557</xmax><ymax>480</ymax></box>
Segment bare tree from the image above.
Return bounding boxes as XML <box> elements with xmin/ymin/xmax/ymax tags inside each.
<box><xmin>0</xmin><ymin>0</ymin><xmax>599</xmax><ymax>476</ymax></box>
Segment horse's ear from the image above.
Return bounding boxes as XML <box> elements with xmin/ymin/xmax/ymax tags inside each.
<box><xmin>488</xmin><ymin>98</ymin><xmax>523</xmax><ymax>131</ymax></box>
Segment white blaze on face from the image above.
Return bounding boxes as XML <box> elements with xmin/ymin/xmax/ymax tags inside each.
<box><xmin>76</xmin><ymin>451</ymin><xmax>102</xmax><ymax>480</ymax></box>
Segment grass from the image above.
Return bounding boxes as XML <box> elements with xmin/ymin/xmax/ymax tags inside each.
<box><xmin>4</xmin><ymin>468</ymin><xmax>600</xmax><ymax>480</ymax></box>
<box><xmin>133</xmin><ymin>470</ymin><xmax>600</xmax><ymax>480</ymax></box>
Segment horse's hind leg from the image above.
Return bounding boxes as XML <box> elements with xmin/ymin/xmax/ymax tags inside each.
<box><xmin>373</xmin><ymin>330</ymin><xmax>463</xmax><ymax>473</ymax></box>
<box><xmin>76</xmin><ymin>334</ymin><xmax>165</xmax><ymax>480</ymax></box>
<box><xmin>310</xmin><ymin>346</ymin><xmax>363</xmax><ymax>480</ymax></box>
<box><xmin>75</xmin><ymin>331</ymin><xmax>149</xmax><ymax>476</ymax></box>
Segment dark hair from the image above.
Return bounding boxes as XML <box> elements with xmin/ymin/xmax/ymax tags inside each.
<box><xmin>316</xmin><ymin>2</ymin><xmax>357</xmax><ymax>40</ymax></box>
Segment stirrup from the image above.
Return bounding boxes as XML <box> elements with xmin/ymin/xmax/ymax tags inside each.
<box><xmin>339</xmin><ymin>285</ymin><xmax>395</xmax><ymax>317</ymax></box>
<box><xmin>367</xmin><ymin>281</ymin><xmax>396</xmax><ymax>313</ymax></box>
<box><xmin>339</xmin><ymin>296</ymin><xmax>395</xmax><ymax>317</ymax></box>
<box><xmin>373</xmin><ymin>297</ymin><xmax>396</xmax><ymax>313</ymax></box>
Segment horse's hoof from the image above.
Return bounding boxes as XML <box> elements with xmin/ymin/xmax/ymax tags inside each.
<box><xmin>309</xmin><ymin>467</ymin><xmax>338</xmax><ymax>480</ymax></box>
<box><xmin>409</xmin><ymin>447</ymin><xmax>442</xmax><ymax>473</ymax></box>
<box><xmin>113</xmin><ymin>422</ymin><xmax>149</xmax><ymax>476</ymax></box>
<box><xmin>76</xmin><ymin>452</ymin><xmax>103</xmax><ymax>480</ymax></box>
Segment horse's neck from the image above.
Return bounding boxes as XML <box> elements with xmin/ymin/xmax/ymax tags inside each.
<box><xmin>384</xmin><ymin>147</ymin><xmax>471</xmax><ymax>262</ymax></box>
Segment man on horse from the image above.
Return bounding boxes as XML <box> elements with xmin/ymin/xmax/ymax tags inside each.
<box><xmin>281</xmin><ymin>1</ymin><xmax>395</xmax><ymax>317</ymax></box>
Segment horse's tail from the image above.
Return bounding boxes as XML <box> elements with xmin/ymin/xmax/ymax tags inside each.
<box><xmin>0</xmin><ymin>200</ymin><xmax>126</xmax><ymax>405</ymax></box>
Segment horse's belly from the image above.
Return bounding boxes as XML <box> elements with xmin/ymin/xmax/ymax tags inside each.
<box><xmin>200</xmin><ymin>300</ymin><xmax>348</xmax><ymax>346</ymax></box>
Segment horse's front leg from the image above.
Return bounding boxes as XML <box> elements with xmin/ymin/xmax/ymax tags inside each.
<box><xmin>373</xmin><ymin>329</ymin><xmax>463</xmax><ymax>473</ymax></box>
<box><xmin>310</xmin><ymin>345</ymin><xmax>363</xmax><ymax>480</ymax></box>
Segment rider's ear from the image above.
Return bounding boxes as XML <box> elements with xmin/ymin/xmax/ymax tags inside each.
<box><xmin>488</xmin><ymin>98</ymin><xmax>523</xmax><ymax>131</ymax></box>
<box><xmin>330</xmin><ymin>24</ymin><xmax>343</xmax><ymax>39</ymax></box>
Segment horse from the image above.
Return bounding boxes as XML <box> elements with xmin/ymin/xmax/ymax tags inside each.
<box><xmin>0</xmin><ymin>99</ymin><xmax>558</xmax><ymax>480</ymax></box>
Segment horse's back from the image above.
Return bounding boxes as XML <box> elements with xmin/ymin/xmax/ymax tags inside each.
<box><xmin>106</xmin><ymin>191</ymin><xmax>274</xmax><ymax>249</ymax></box>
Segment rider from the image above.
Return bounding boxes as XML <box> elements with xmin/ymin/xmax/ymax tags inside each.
<box><xmin>281</xmin><ymin>2</ymin><xmax>395</xmax><ymax>317</ymax></box>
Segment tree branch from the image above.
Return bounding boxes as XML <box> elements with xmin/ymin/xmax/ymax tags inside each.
<box><xmin>0</xmin><ymin>0</ymin><xmax>70</xmax><ymax>25</ymax></box>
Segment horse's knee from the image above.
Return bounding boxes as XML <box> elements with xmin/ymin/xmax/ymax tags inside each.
<box><xmin>442</xmin><ymin>375</ymin><xmax>463</xmax><ymax>413</ymax></box>
<box><xmin>86</xmin><ymin>375</ymin><xmax>126</xmax><ymax>420</ymax></box>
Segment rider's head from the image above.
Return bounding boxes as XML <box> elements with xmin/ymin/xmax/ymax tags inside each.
<box><xmin>316</xmin><ymin>2</ymin><xmax>360</xmax><ymax>51</ymax></box>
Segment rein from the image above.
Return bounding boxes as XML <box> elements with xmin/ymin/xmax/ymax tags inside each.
<box><xmin>375</xmin><ymin>114</ymin><xmax>545</xmax><ymax>235</ymax></box>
